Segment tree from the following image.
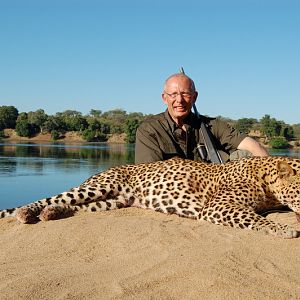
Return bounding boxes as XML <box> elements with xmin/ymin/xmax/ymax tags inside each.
<box><xmin>56</xmin><ymin>110</ymin><xmax>88</xmax><ymax>131</ymax></box>
<box><xmin>27</xmin><ymin>109</ymin><xmax>48</xmax><ymax>133</ymax></box>
<box><xmin>125</xmin><ymin>118</ymin><xmax>140</xmax><ymax>143</ymax></box>
<box><xmin>292</xmin><ymin>123</ymin><xmax>300</xmax><ymax>139</ymax></box>
<box><xmin>64</xmin><ymin>115</ymin><xmax>88</xmax><ymax>131</ymax></box>
<box><xmin>43</xmin><ymin>115</ymin><xmax>67</xmax><ymax>133</ymax></box>
<box><xmin>84</xmin><ymin>118</ymin><xmax>109</xmax><ymax>141</ymax></box>
<box><xmin>87</xmin><ymin>118</ymin><xmax>102</xmax><ymax>131</ymax></box>
<box><xmin>89</xmin><ymin>109</ymin><xmax>102</xmax><ymax>118</ymax></box>
<box><xmin>82</xmin><ymin>129</ymin><xmax>96</xmax><ymax>142</ymax></box>
<box><xmin>102</xmin><ymin>109</ymin><xmax>127</xmax><ymax>134</ymax></box>
<box><xmin>235</xmin><ymin>118</ymin><xmax>257</xmax><ymax>134</ymax></box>
<box><xmin>280</xmin><ymin>123</ymin><xmax>294</xmax><ymax>140</ymax></box>
<box><xmin>0</xmin><ymin>106</ymin><xmax>19</xmax><ymax>129</ymax></box>
<box><xmin>59</xmin><ymin>110</ymin><xmax>82</xmax><ymax>117</ymax></box>
<box><xmin>102</xmin><ymin>109</ymin><xmax>126</xmax><ymax>118</ymax></box>
<box><xmin>15</xmin><ymin>113</ymin><xmax>34</xmax><ymax>137</ymax></box>
<box><xmin>260</xmin><ymin>115</ymin><xmax>281</xmax><ymax>137</ymax></box>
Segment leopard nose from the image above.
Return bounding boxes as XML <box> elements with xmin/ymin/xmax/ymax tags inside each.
<box><xmin>296</xmin><ymin>213</ymin><xmax>300</xmax><ymax>223</ymax></box>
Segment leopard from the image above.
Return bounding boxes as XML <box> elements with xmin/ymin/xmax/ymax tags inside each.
<box><xmin>1</xmin><ymin>156</ymin><xmax>300</xmax><ymax>238</ymax></box>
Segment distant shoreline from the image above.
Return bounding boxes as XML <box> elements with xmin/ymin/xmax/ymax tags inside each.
<box><xmin>2</xmin><ymin>129</ymin><xmax>300</xmax><ymax>150</ymax></box>
<box><xmin>1</xmin><ymin>129</ymin><xmax>126</xmax><ymax>144</ymax></box>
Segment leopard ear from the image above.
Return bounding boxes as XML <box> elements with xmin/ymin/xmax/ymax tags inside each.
<box><xmin>277</xmin><ymin>161</ymin><xmax>295</xmax><ymax>179</ymax></box>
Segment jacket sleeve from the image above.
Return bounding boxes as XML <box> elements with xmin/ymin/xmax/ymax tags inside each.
<box><xmin>211</xmin><ymin>118</ymin><xmax>247</xmax><ymax>153</ymax></box>
<box><xmin>134</xmin><ymin>123</ymin><xmax>164</xmax><ymax>164</ymax></box>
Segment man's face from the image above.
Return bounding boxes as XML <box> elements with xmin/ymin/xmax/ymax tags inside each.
<box><xmin>162</xmin><ymin>76</ymin><xmax>198</xmax><ymax>126</ymax></box>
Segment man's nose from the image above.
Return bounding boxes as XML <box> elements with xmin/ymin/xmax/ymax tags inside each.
<box><xmin>175</xmin><ymin>96</ymin><xmax>185</xmax><ymax>105</ymax></box>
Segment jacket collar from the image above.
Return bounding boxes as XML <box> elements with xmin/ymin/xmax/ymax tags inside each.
<box><xmin>164</xmin><ymin>110</ymin><xmax>199</xmax><ymax>132</ymax></box>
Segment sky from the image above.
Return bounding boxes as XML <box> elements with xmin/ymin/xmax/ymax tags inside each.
<box><xmin>0</xmin><ymin>0</ymin><xmax>299</xmax><ymax>124</ymax></box>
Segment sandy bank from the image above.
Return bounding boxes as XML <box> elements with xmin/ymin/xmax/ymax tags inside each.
<box><xmin>0</xmin><ymin>208</ymin><xmax>299</xmax><ymax>300</ymax></box>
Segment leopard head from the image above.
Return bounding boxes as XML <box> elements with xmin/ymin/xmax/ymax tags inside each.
<box><xmin>276</xmin><ymin>161</ymin><xmax>300</xmax><ymax>222</ymax></box>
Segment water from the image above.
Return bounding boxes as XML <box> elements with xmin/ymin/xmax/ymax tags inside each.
<box><xmin>1</xmin><ymin>142</ymin><xmax>300</xmax><ymax>210</ymax></box>
<box><xmin>269</xmin><ymin>148</ymin><xmax>300</xmax><ymax>158</ymax></box>
<box><xmin>0</xmin><ymin>142</ymin><xmax>135</xmax><ymax>209</ymax></box>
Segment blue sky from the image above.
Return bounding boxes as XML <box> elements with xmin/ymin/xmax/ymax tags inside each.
<box><xmin>0</xmin><ymin>0</ymin><xmax>299</xmax><ymax>124</ymax></box>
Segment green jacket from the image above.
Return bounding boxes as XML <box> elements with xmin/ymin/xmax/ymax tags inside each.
<box><xmin>135</xmin><ymin>111</ymin><xmax>247</xmax><ymax>164</ymax></box>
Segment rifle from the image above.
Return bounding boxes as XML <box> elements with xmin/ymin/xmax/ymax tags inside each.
<box><xmin>179</xmin><ymin>67</ymin><xmax>224</xmax><ymax>164</ymax></box>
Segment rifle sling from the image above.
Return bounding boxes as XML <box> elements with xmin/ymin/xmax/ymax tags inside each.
<box><xmin>200</xmin><ymin>122</ymin><xmax>224</xmax><ymax>164</ymax></box>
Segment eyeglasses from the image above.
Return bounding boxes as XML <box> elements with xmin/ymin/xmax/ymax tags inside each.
<box><xmin>164</xmin><ymin>91</ymin><xmax>194</xmax><ymax>99</ymax></box>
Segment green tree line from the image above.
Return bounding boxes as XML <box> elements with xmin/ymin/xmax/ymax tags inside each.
<box><xmin>233</xmin><ymin>115</ymin><xmax>297</xmax><ymax>149</ymax></box>
<box><xmin>0</xmin><ymin>106</ymin><xmax>147</xmax><ymax>143</ymax></box>
<box><xmin>0</xmin><ymin>105</ymin><xmax>299</xmax><ymax>148</ymax></box>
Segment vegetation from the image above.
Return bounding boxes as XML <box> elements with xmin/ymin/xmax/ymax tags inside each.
<box><xmin>260</xmin><ymin>115</ymin><xmax>294</xmax><ymax>139</ymax></box>
<box><xmin>0</xmin><ymin>106</ymin><xmax>145</xmax><ymax>144</ymax></box>
<box><xmin>51</xmin><ymin>130</ymin><xmax>60</xmax><ymax>141</ymax></box>
<box><xmin>15</xmin><ymin>113</ymin><xmax>34</xmax><ymax>137</ymax></box>
<box><xmin>291</xmin><ymin>124</ymin><xmax>300</xmax><ymax>140</ymax></box>
<box><xmin>0</xmin><ymin>106</ymin><xmax>18</xmax><ymax>130</ymax></box>
<box><xmin>0</xmin><ymin>105</ymin><xmax>299</xmax><ymax>149</ymax></box>
<box><xmin>268</xmin><ymin>137</ymin><xmax>290</xmax><ymax>149</ymax></box>
<box><xmin>234</xmin><ymin>118</ymin><xmax>258</xmax><ymax>134</ymax></box>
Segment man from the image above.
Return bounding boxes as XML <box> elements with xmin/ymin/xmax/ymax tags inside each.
<box><xmin>135</xmin><ymin>73</ymin><xmax>268</xmax><ymax>164</ymax></box>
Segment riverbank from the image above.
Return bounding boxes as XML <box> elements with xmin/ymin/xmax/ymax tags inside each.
<box><xmin>2</xmin><ymin>129</ymin><xmax>126</xmax><ymax>144</ymax></box>
<box><xmin>2</xmin><ymin>129</ymin><xmax>300</xmax><ymax>150</ymax></box>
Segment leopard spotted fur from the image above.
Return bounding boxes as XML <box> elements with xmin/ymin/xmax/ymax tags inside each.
<box><xmin>1</xmin><ymin>156</ymin><xmax>300</xmax><ymax>238</ymax></box>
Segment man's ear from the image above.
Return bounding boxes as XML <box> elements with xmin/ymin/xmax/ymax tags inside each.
<box><xmin>193</xmin><ymin>91</ymin><xmax>198</xmax><ymax>104</ymax></box>
<box><xmin>162</xmin><ymin>93</ymin><xmax>168</xmax><ymax>105</ymax></box>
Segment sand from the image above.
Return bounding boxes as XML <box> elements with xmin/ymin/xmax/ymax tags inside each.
<box><xmin>0</xmin><ymin>208</ymin><xmax>299</xmax><ymax>300</ymax></box>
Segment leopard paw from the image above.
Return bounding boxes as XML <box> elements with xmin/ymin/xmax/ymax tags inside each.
<box><xmin>15</xmin><ymin>207</ymin><xmax>39</xmax><ymax>224</ymax></box>
<box><xmin>279</xmin><ymin>229</ymin><xmax>299</xmax><ymax>239</ymax></box>
<box><xmin>266</xmin><ymin>226</ymin><xmax>299</xmax><ymax>239</ymax></box>
<box><xmin>39</xmin><ymin>205</ymin><xmax>74</xmax><ymax>221</ymax></box>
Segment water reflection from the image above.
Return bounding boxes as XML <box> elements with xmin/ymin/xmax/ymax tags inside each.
<box><xmin>269</xmin><ymin>148</ymin><xmax>300</xmax><ymax>158</ymax></box>
<box><xmin>0</xmin><ymin>142</ymin><xmax>135</xmax><ymax>160</ymax></box>
<box><xmin>0</xmin><ymin>142</ymin><xmax>135</xmax><ymax>209</ymax></box>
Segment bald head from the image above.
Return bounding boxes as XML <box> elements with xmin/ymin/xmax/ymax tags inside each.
<box><xmin>163</xmin><ymin>73</ymin><xmax>196</xmax><ymax>93</ymax></box>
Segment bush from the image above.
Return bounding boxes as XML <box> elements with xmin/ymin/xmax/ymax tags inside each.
<box><xmin>96</xmin><ymin>133</ymin><xmax>108</xmax><ymax>142</ymax></box>
<box><xmin>269</xmin><ymin>137</ymin><xmax>290</xmax><ymax>149</ymax></box>
<box><xmin>125</xmin><ymin>118</ymin><xmax>140</xmax><ymax>143</ymax></box>
<box><xmin>82</xmin><ymin>129</ymin><xmax>95</xmax><ymax>142</ymax></box>
<box><xmin>51</xmin><ymin>130</ymin><xmax>60</xmax><ymax>141</ymax></box>
<box><xmin>15</xmin><ymin>119</ymin><xmax>33</xmax><ymax>137</ymax></box>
